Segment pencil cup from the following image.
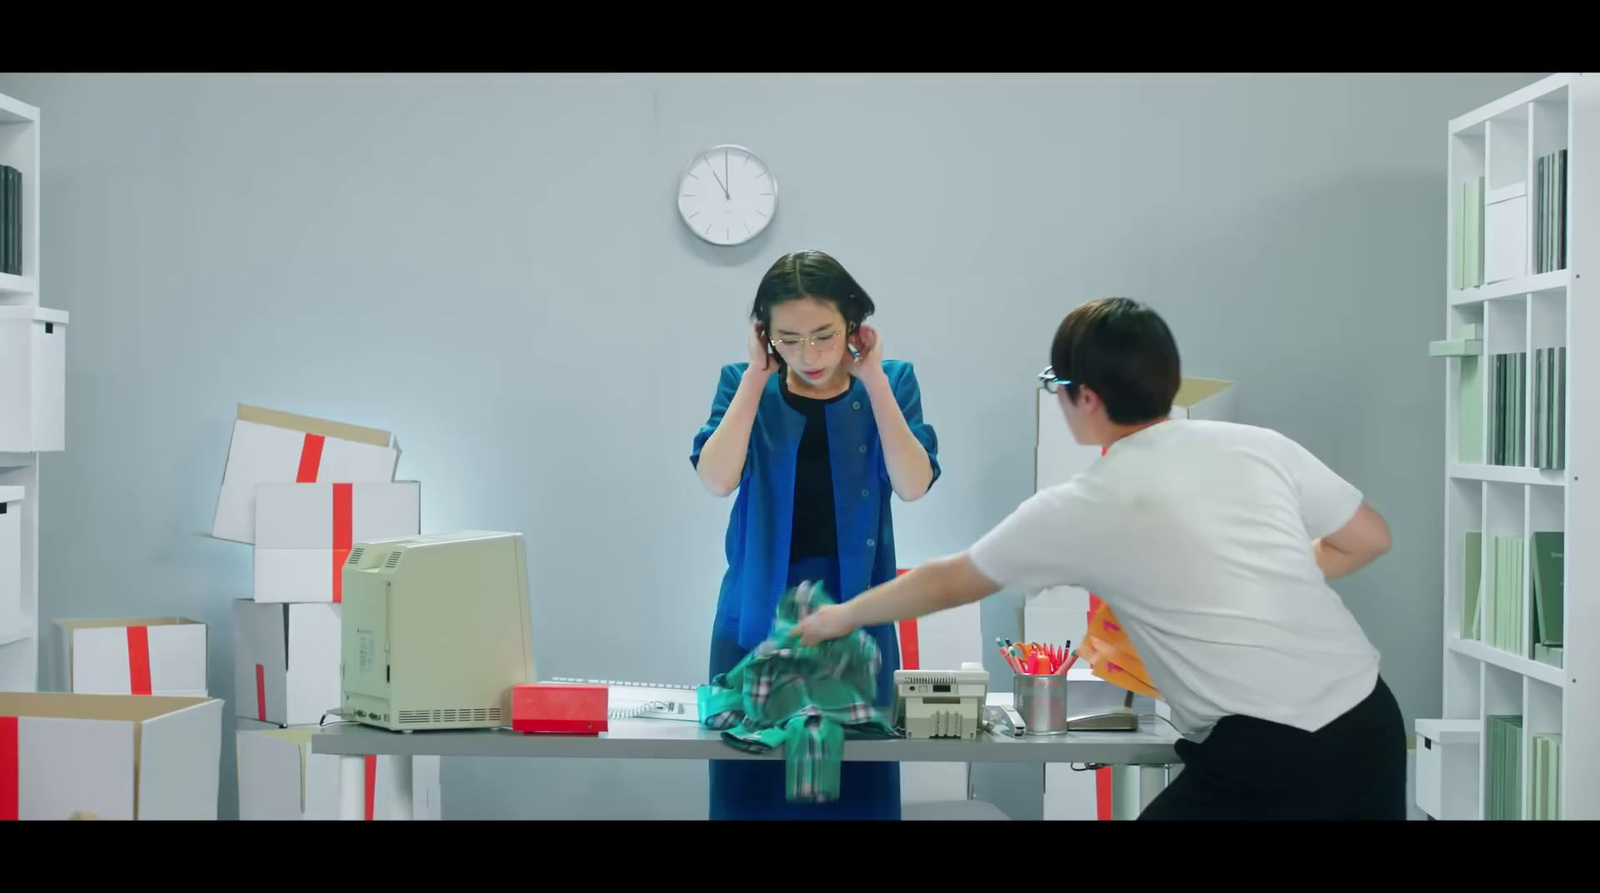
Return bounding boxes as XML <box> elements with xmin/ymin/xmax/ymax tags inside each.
<box><xmin>1013</xmin><ymin>672</ymin><xmax>1069</xmax><ymax>736</ymax></box>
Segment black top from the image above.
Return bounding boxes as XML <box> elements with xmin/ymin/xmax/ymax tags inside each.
<box><xmin>782</xmin><ymin>375</ymin><xmax>851</xmax><ymax>561</ymax></box>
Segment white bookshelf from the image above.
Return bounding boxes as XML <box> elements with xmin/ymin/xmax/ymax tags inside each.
<box><xmin>1424</xmin><ymin>73</ymin><xmax>1598</xmax><ymax>820</ymax></box>
<box><xmin>0</xmin><ymin>91</ymin><xmax>45</xmax><ymax>692</ymax></box>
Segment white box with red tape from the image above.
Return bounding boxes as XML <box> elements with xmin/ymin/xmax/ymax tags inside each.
<box><xmin>233</xmin><ymin>599</ymin><xmax>340</xmax><ymax>727</ymax></box>
<box><xmin>0</xmin><ymin>692</ymin><xmax>222</xmax><ymax>820</ymax></box>
<box><xmin>253</xmin><ymin>481</ymin><xmax>420</xmax><ymax>603</ymax></box>
<box><xmin>210</xmin><ymin>404</ymin><xmax>401</xmax><ymax>545</ymax></box>
<box><xmin>237</xmin><ymin>727</ymin><xmax>441</xmax><ymax>820</ymax></box>
<box><xmin>56</xmin><ymin>617</ymin><xmax>208</xmax><ymax>697</ymax></box>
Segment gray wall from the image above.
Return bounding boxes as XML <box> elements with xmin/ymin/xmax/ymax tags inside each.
<box><xmin>0</xmin><ymin>72</ymin><xmax>1537</xmax><ymax>819</ymax></box>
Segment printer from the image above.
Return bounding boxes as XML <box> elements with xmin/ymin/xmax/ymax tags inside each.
<box><xmin>892</xmin><ymin>663</ymin><xmax>989</xmax><ymax>740</ymax></box>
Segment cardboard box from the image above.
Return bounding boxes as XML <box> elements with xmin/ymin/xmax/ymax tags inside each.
<box><xmin>237</xmin><ymin>727</ymin><xmax>441</xmax><ymax>820</ymax></box>
<box><xmin>211</xmin><ymin>404</ymin><xmax>401</xmax><ymax>545</ymax></box>
<box><xmin>253</xmin><ymin>481</ymin><xmax>421</xmax><ymax>603</ymax></box>
<box><xmin>0</xmin><ymin>306</ymin><xmax>67</xmax><ymax>453</ymax></box>
<box><xmin>233</xmin><ymin>600</ymin><xmax>340</xmax><ymax>727</ymax></box>
<box><xmin>0</xmin><ymin>486</ymin><xmax>21</xmax><ymax>643</ymax></box>
<box><xmin>1166</xmin><ymin>376</ymin><xmax>1236</xmax><ymax>421</ymax></box>
<box><xmin>0</xmin><ymin>692</ymin><xmax>222</xmax><ymax>819</ymax></box>
<box><xmin>56</xmin><ymin>617</ymin><xmax>208</xmax><ymax>697</ymax></box>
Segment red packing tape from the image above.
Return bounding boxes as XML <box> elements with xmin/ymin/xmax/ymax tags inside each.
<box><xmin>332</xmin><ymin>483</ymin><xmax>353</xmax><ymax>603</ymax></box>
<box><xmin>126</xmin><ymin>626</ymin><xmax>153</xmax><ymax>696</ymax></box>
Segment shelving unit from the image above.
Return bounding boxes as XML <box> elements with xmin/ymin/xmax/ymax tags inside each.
<box><xmin>1425</xmin><ymin>73</ymin><xmax>1598</xmax><ymax>820</ymax></box>
<box><xmin>0</xmin><ymin>91</ymin><xmax>49</xmax><ymax>693</ymax></box>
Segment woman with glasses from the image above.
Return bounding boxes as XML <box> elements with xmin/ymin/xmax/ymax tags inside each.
<box><xmin>690</xmin><ymin>249</ymin><xmax>940</xmax><ymax>820</ymax></box>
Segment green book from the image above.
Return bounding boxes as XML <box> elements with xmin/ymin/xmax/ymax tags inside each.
<box><xmin>1463</xmin><ymin>531</ymin><xmax>1482</xmax><ymax>639</ymax></box>
<box><xmin>1475</xmin><ymin>176</ymin><xmax>1487</xmax><ymax>286</ymax></box>
<box><xmin>1542</xmin><ymin>350</ymin><xmax>1555</xmax><ymax>473</ymax></box>
<box><xmin>1430</xmin><ymin>339</ymin><xmax>1483</xmax><ymax>357</ymax></box>
<box><xmin>1516</xmin><ymin>537</ymin><xmax>1526</xmax><ymax>656</ymax></box>
<box><xmin>1558</xmin><ymin>149</ymin><xmax>1568</xmax><ymax>269</ymax></box>
<box><xmin>1534</xmin><ymin>348</ymin><xmax>1544</xmax><ymax>468</ymax></box>
<box><xmin>1460</xmin><ymin>355</ymin><xmax>1484</xmax><ymax>464</ymax></box>
<box><xmin>1490</xmin><ymin>537</ymin><xmax>1505</xmax><ymax>650</ymax></box>
<box><xmin>1556</xmin><ymin>347</ymin><xmax>1566</xmax><ymax>469</ymax></box>
<box><xmin>1534</xmin><ymin>643</ymin><xmax>1563</xmax><ymax>667</ymax></box>
<box><xmin>1490</xmin><ymin>355</ymin><xmax>1503</xmax><ymax>465</ymax></box>
<box><xmin>0</xmin><ymin>165</ymin><xmax>12</xmax><ymax>275</ymax></box>
<box><xmin>1519</xmin><ymin>353</ymin><xmax>1527</xmax><ymax>466</ymax></box>
<box><xmin>1538</xmin><ymin>153</ymin><xmax>1549</xmax><ymax>274</ymax></box>
<box><xmin>1530</xmin><ymin>531</ymin><xmax>1564</xmax><ymax>646</ymax></box>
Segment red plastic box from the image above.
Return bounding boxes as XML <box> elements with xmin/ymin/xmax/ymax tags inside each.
<box><xmin>511</xmin><ymin>683</ymin><xmax>609</xmax><ymax>734</ymax></box>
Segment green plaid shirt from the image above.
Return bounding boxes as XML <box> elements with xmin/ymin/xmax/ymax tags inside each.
<box><xmin>698</xmin><ymin>582</ymin><xmax>898</xmax><ymax>804</ymax></box>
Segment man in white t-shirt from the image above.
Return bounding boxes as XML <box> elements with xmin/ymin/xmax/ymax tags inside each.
<box><xmin>795</xmin><ymin>297</ymin><xmax>1404</xmax><ymax>820</ymax></box>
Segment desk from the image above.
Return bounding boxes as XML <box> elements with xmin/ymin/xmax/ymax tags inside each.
<box><xmin>311</xmin><ymin>718</ymin><xmax>1180</xmax><ymax>820</ymax></box>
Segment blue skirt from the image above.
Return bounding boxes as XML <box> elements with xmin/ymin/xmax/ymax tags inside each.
<box><xmin>707</xmin><ymin>555</ymin><xmax>902</xmax><ymax>820</ymax></box>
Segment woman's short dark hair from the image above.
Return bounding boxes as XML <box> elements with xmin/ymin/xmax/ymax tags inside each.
<box><xmin>1050</xmin><ymin>297</ymin><xmax>1181</xmax><ymax>425</ymax></box>
<box><xmin>750</xmin><ymin>250</ymin><xmax>875</xmax><ymax>334</ymax></box>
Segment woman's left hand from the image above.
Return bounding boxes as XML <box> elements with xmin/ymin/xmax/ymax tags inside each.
<box><xmin>848</xmin><ymin>324</ymin><xmax>886</xmax><ymax>381</ymax></box>
<box><xmin>794</xmin><ymin>603</ymin><xmax>859</xmax><ymax>646</ymax></box>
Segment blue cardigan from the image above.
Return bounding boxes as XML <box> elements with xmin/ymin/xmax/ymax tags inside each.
<box><xmin>692</xmin><ymin>360</ymin><xmax>941</xmax><ymax>651</ymax></box>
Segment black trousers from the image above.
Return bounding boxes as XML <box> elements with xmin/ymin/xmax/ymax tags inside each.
<box><xmin>1139</xmin><ymin>676</ymin><xmax>1407</xmax><ymax>820</ymax></box>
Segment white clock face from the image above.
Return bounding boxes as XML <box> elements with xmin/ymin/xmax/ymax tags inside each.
<box><xmin>678</xmin><ymin>145</ymin><xmax>777</xmax><ymax>246</ymax></box>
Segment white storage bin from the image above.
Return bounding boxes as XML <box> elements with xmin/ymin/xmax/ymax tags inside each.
<box><xmin>0</xmin><ymin>306</ymin><xmax>68</xmax><ymax>453</ymax></box>
<box><xmin>1415</xmin><ymin>718</ymin><xmax>1481</xmax><ymax>820</ymax></box>
<box><xmin>0</xmin><ymin>486</ymin><xmax>21</xmax><ymax>641</ymax></box>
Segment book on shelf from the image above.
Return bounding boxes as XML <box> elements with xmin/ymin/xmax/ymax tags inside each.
<box><xmin>1531</xmin><ymin>347</ymin><xmax>1566</xmax><ymax>470</ymax></box>
<box><xmin>1529</xmin><ymin>732</ymin><xmax>1562</xmax><ymax>820</ymax></box>
<box><xmin>1487</xmin><ymin>535</ymin><xmax>1525</xmax><ymax>657</ymax></box>
<box><xmin>1462</xmin><ymin>531</ymin><xmax>1482</xmax><ymax>640</ymax></box>
<box><xmin>1488</xmin><ymin>353</ymin><xmax>1528</xmax><ymax>467</ymax></box>
<box><xmin>1459</xmin><ymin>355</ymin><xmax>1483</xmax><ymax>463</ymax></box>
<box><xmin>1535</xmin><ymin>149</ymin><xmax>1568</xmax><ymax>275</ymax></box>
<box><xmin>0</xmin><ymin>164</ymin><xmax>22</xmax><ymax>276</ymax></box>
<box><xmin>1488</xmin><ymin>714</ymin><xmax>1523</xmax><ymax>821</ymax></box>
<box><xmin>1530</xmin><ymin>531</ymin><xmax>1563</xmax><ymax>665</ymax></box>
<box><xmin>1457</xmin><ymin>176</ymin><xmax>1486</xmax><ymax>289</ymax></box>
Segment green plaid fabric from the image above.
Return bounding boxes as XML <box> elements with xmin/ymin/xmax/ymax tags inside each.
<box><xmin>698</xmin><ymin>581</ymin><xmax>898</xmax><ymax>804</ymax></box>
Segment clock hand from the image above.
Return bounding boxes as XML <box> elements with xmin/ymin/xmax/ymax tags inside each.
<box><xmin>724</xmin><ymin>149</ymin><xmax>730</xmax><ymax>197</ymax></box>
<box><xmin>705</xmin><ymin>155</ymin><xmax>729</xmax><ymax>199</ymax></box>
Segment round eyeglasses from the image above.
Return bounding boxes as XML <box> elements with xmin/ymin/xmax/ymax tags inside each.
<box><xmin>770</xmin><ymin>329</ymin><xmax>843</xmax><ymax>352</ymax></box>
<box><xmin>1038</xmin><ymin>367</ymin><xmax>1073</xmax><ymax>394</ymax></box>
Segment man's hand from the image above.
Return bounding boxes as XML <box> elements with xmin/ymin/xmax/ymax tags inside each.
<box><xmin>795</xmin><ymin>603</ymin><xmax>859</xmax><ymax>646</ymax></box>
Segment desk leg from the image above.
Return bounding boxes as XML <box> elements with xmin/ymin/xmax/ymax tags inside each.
<box><xmin>386</xmin><ymin>754</ymin><xmax>415</xmax><ymax>821</ymax></box>
<box><xmin>338</xmin><ymin>756</ymin><xmax>366</xmax><ymax>821</ymax></box>
<box><xmin>1110</xmin><ymin>765</ymin><xmax>1139</xmax><ymax>820</ymax></box>
<box><xmin>1108</xmin><ymin>765</ymin><xmax>1173</xmax><ymax>820</ymax></box>
<box><xmin>1138</xmin><ymin>766</ymin><xmax>1168</xmax><ymax>813</ymax></box>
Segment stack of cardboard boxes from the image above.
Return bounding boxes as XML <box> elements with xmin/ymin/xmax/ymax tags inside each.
<box><xmin>209</xmin><ymin>404</ymin><xmax>441</xmax><ymax>820</ymax></box>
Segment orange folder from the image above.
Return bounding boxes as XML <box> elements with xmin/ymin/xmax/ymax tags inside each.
<box><xmin>1079</xmin><ymin>601</ymin><xmax>1162</xmax><ymax>700</ymax></box>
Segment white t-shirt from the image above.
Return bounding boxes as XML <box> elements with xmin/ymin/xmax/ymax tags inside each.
<box><xmin>970</xmin><ymin>419</ymin><xmax>1380</xmax><ymax>740</ymax></box>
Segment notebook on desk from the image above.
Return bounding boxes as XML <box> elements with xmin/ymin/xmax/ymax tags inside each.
<box><xmin>548</xmin><ymin>678</ymin><xmax>701</xmax><ymax>722</ymax></box>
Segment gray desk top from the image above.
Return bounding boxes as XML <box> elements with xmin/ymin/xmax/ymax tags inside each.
<box><xmin>311</xmin><ymin>718</ymin><xmax>1180</xmax><ymax>765</ymax></box>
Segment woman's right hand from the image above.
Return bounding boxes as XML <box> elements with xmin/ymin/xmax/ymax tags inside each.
<box><xmin>748</xmin><ymin>321</ymin><xmax>775</xmax><ymax>373</ymax></box>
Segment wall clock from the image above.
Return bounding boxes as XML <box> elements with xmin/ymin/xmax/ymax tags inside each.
<box><xmin>677</xmin><ymin>145</ymin><xmax>777</xmax><ymax>246</ymax></box>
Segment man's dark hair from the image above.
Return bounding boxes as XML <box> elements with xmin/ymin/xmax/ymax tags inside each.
<box><xmin>1050</xmin><ymin>297</ymin><xmax>1181</xmax><ymax>424</ymax></box>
